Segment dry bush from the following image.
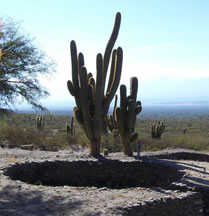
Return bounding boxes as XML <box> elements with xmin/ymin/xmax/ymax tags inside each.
<box><xmin>0</xmin><ymin>125</ymin><xmax>82</xmax><ymax>150</ymax></box>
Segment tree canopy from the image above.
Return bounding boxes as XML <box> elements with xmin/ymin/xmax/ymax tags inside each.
<box><xmin>0</xmin><ymin>17</ymin><xmax>55</xmax><ymax>113</ymax></box>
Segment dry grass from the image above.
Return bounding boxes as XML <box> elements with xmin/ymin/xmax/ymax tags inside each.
<box><xmin>1</xmin><ymin>112</ymin><xmax>209</xmax><ymax>153</ymax></box>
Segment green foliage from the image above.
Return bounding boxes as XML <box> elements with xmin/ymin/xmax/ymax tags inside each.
<box><xmin>0</xmin><ymin>16</ymin><xmax>55</xmax><ymax>111</ymax></box>
<box><xmin>115</xmin><ymin>77</ymin><xmax>142</xmax><ymax>156</ymax></box>
<box><xmin>67</xmin><ymin>12</ymin><xmax>123</xmax><ymax>156</ymax></box>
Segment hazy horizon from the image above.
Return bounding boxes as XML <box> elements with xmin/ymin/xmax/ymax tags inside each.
<box><xmin>1</xmin><ymin>0</ymin><xmax>209</xmax><ymax>110</ymax></box>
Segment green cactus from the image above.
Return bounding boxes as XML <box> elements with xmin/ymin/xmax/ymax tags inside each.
<box><xmin>66</xmin><ymin>116</ymin><xmax>75</xmax><ymax>136</ymax></box>
<box><xmin>115</xmin><ymin>77</ymin><xmax>142</xmax><ymax>156</ymax></box>
<box><xmin>67</xmin><ymin>12</ymin><xmax>123</xmax><ymax>156</ymax></box>
<box><xmin>36</xmin><ymin>114</ymin><xmax>45</xmax><ymax>132</ymax></box>
<box><xmin>105</xmin><ymin>95</ymin><xmax>118</xmax><ymax>136</ymax></box>
<box><xmin>150</xmin><ymin>121</ymin><xmax>165</xmax><ymax>139</ymax></box>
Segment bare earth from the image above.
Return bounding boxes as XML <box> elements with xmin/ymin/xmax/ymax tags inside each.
<box><xmin>0</xmin><ymin>147</ymin><xmax>208</xmax><ymax>216</ymax></box>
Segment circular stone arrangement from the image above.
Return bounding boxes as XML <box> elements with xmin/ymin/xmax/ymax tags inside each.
<box><xmin>150</xmin><ymin>152</ymin><xmax>209</xmax><ymax>162</ymax></box>
<box><xmin>4</xmin><ymin>160</ymin><xmax>183</xmax><ymax>189</ymax></box>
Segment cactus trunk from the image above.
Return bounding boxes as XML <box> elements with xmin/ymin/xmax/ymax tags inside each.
<box><xmin>121</xmin><ymin>137</ymin><xmax>134</xmax><ymax>156</ymax></box>
<box><xmin>90</xmin><ymin>139</ymin><xmax>101</xmax><ymax>156</ymax></box>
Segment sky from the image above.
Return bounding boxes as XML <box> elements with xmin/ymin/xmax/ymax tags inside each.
<box><xmin>1</xmin><ymin>0</ymin><xmax>209</xmax><ymax>109</ymax></box>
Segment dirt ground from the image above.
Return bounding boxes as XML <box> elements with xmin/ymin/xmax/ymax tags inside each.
<box><xmin>0</xmin><ymin>147</ymin><xmax>208</xmax><ymax>216</ymax></box>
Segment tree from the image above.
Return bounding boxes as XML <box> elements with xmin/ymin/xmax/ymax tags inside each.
<box><xmin>0</xmin><ymin>17</ymin><xmax>55</xmax><ymax>113</ymax></box>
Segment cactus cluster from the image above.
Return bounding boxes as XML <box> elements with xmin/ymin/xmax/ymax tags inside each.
<box><xmin>151</xmin><ymin>121</ymin><xmax>165</xmax><ymax>139</ymax></box>
<box><xmin>36</xmin><ymin>114</ymin><xmax>45</xmax><ymax>132</ymax></box>
<box><xmin>115</xmin><ymin>77</ymin><xmax>142</xmax><ymax>156</ymax></box>
<box><xmin>67</xmin><ymin>13</ymin><xmax>123</xmax><ymax>156</ymax></box>
<box><xmin>66</xmin><ymin>116</ymin><xmax>75</xmax><ymax>136</ymax></box>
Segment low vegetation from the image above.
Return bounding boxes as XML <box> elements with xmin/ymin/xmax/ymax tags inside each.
<box><xmin>0</xmin><ymin>108</ymin><xmax>209</xmax><ymax>152</ymax></box>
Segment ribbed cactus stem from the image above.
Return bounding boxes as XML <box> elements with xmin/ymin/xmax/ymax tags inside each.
<box><xmin>36</xmin><ymin>114</ymin><xmax>45</xmax><ymax>132</ymax></box>
<box><xmin>106</xmin><ymin>94</ymin><xmax>118</xmax><ymax>134</ymax></box>
<box><xmin>115</xmin><ymin>77</ymin><xmax>142</xmax><ymax>156</ymax></box>
<box><xmin>67</xmin><ymin>12</ymin><xmax>123</xmax><ymax>156</ymax></box>
<box><xmin>66</xmin><ymin>116</ymin><xmax>75</xmax><ymax>136</ymax></box>
<box><xmin>151</xmin><ymin>121</ymin><xmax>165</xmax><ymax>139</ymax></box>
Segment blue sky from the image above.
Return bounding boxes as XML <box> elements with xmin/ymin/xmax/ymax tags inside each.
<box><xmin>1</xmin><ymin>0</ymin><xmax>209</xmax><ymax>108</ymax></box>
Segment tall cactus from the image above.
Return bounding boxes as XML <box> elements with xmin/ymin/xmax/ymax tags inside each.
<box><xmin>36</xmin><ymin>114</ymin><xmax>45</xmax><ymax>132</ymax></box>
<box><xmin>67</xmin><ymin>12</ymin><xmax>123</xmax><ymax>156</ymax></box>
<box><xmin>115</xmin><ymin>77</ymin><xmax>142</xmax><ymax>156</ymax></box>
<box><xmin>150</xmin><ymin>121</ymin><xmax>165</xmax><ymax>139</ymax></box>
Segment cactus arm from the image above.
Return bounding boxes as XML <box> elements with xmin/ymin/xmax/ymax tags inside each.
<box><xmin>105</xmin><ymin>47</ymin><xmax>123</xmax><ymax>105</ymax></box>
<box><xmin>130</xmin><ymin>77</ymin><xmax>138</xmax><ymax>101</ymax></box>
<box><xmin>79</xmin><ymin>66</ymin><xmax>94</xmax><ymax>141</ymax></box>
<box><xmin>115</xmin><ymin>107</ymin><xmax>124</xmax><ymax>135</ymax></box>
<box><xmin>67</xmin><ymin>80</ymin><xmax>75</xmax><ymax>96</ymax></box>
<box><xmin>119</xmin><ymin>85</ymin><xmax>127</xmax><ymax>115</ymax></box>
<box><xmin>103</xmin><ymin>12</ymin><xmax>121</xmax><ymax>84</ymax></box>
<box><xmin>135</xmin><ymin>101</ymin><xmax>142</xmax><ymax>114</ymax></box>
<box><xmin>73</xmin><ymin>107</ymin><xmax>83</xmax><ymax>124</ymax></box>
<box><xmin>93</xmin><ymin>53</ymin><xmax>104</xmax><ymax>139</ymax></box>
<box><xmin>106</xmin><ymin>49</ymin><xmax>117</xmax><ymax>93</ymax></box>
<box><xmin>78</xmin><ymin>52</ymin><xmax>85</xmax><ymax>70</ymax></box>
<box><xmin>70</xmin><ymin>41</ymin><xmax>79</xmax><ymax>91</ymax></box>
<box><xmin>112</xmin><ymin>94</ymin><xmax>118</xmax><ymax>123</ymax></box>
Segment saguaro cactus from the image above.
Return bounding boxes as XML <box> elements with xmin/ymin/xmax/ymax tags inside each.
<box><xmin>115</xmin><ymin>77</ymin><xmax>142</xmax><ymax>156</ymax></box>
<box><xmin>67</xmin><ymin>12</ymin><xmax>123</xmax><ymax>156</ymax></box>
<box><xmin>150</xmin><ymin>121</ymin><xmax>165</xmax><ymax>139</ymax></box>
<box><xmin>36</xmin><ymin>114</ymin><xmax>45</xmax><ymax>132</ymax></box>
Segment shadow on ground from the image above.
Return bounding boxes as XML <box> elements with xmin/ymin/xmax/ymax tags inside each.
<box><xmin>0</xmin><ymin>185</ymin><xmax>84</xmax><ymax>216</ymax></box>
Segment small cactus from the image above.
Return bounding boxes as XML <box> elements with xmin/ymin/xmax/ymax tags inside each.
<box><xmin>150</xmin><ymin>121</ymin><xmax>165</xmax><ymax>139</ymax></box>
<box><xmin>115</xmin><ymin>77</ymin><xmax>142</xmax><ymax>156</ymax></box>
<box><xmin>66</xmin><ymin>116</ymin><xmax>75</xmax><ymax>136</ymax></box>
<box><xmin>103</xmin><ymin>148</ymin><xmax>109</xmax><ymax>156</ymax></box>
<box><xmin>183</xmin><ymin>128</ymin><xmax>187</xmax><ymax>135</ymax></box>
<box><xmin>36</xmin><ymin>114</ymin><xmax>45</xmax><ymax>132</ymax></box>
<box><xmin>106</xmin><ymin>95</ymin><xmax>118</xmax><ymax>135</ymax></box>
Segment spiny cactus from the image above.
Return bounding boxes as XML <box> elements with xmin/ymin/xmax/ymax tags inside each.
<box><xmin>115</xmin><ymin>77</ymin><xmax>142</xmax><ymax>156</ymax></box>
<box><xmin>67</xmin><ymin>12</ymin><xmax>123</xmax><ymax>156</ymax></box>
<box><xmin>66</xmin><ymin>116</ymin><xmax>75</xmax><ymax>136</ymax></box>
<box><xmin>36</xmin><ymin>114</ymin><xmax>45</xmax><ymax>132</ymax></box>
<box><xmin>150</xmin><ymin>121</ymin><xmax>165</xmax><ymax>139</ymax></box>
<box><xmin>105</xmin><ymin>95</ymin><xmax>118</xmax><ymax>136</ymax></box>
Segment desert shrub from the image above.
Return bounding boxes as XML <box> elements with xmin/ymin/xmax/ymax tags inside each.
<box><xmin>0</xmin><ymin>125</ymin><xmax>82</xmax><ymax>150</ymax></box>
<box><xmin>139</xmin><ymin>134</ymin><xmax>209</xmax><ymax>152</ymax></box>
<box><xmin>0</xmin><ymin>126</ymin><xmax>42</xmax><ymax>147</ymax></box>
<box><xmin>101</xmin><ymin>133</ymin><xmax>122</xmax><ymax>153</ymax></box>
